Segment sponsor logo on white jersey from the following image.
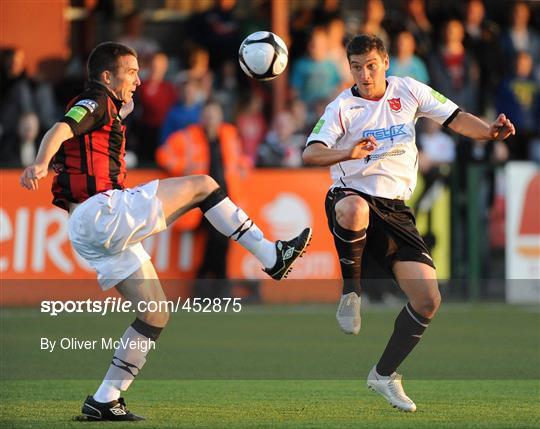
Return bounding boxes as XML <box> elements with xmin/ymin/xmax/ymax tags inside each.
<box><xmin>363</xmin><ymin>124</ymin><xmax>406</xmax><ymax>141</ymax></box>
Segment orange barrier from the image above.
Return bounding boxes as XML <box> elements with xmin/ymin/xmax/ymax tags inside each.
<box><xmin>0</xmin><ymin>170</ymin><xmax>205</xmax><ymax>281</ymax></box>
<box><xmin>1</xmin><ymin>169</ymin><xmax>340</xmax><ymax>305</ymax></box>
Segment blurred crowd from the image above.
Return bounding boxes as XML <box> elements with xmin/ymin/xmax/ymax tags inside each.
<box><xmin>1</xmin><ymin>0</ymin><xmax>539</xmax><ymax>172</ymax></box>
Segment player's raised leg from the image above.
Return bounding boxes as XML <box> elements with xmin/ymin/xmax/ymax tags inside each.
<box><xmin>157</xmin><ymin>175</ymin><xmax>312</xmax><ymax>280</ymax></box>
<box><xmin>329</xmin><ymin>192</ymin><xmax>368</xmax><ymax>335</ymax></box>
<box><xmin>367</xmin><ymin>261</ymin><xmax>440</xmax><ymax>412</ymax></box>
<box><xmin>82</xmin><ymin>261</ymin><xmax>168</xmax><ymax>421</ymax></box>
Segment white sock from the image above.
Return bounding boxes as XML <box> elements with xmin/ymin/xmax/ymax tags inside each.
<box><xmin>94</xmin><ymin>325</ymin><xmax>152</xmax><ymax>403</ymax></box>
<box><xmin>94</xmin><ymin>380</ymin><xmax>120</xmax><ymax>403</ymax></box>
<box><xmin>204</xmin><ymin>197</ymin><xmax>277</xmax><ymax>268</ymax></box>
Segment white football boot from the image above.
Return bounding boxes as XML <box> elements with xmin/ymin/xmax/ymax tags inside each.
<box><xmin>367</xmin><ymin>365</ymin><xmax>417</xmax><ymax>412</ymax></box>
<box><xmin>336</xmin><ymin>292</ymin><xmax>361</xmax><ymax>335</ymax></box>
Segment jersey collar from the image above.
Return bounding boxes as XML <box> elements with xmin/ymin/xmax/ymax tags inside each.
<box><xmin>86</xmin><ymin>80</ymin><xmax>124</xmax><ymax>110</ymax></box>
<box><xmin>351</xmin><ymin>80</ymin><xmax>388</xmax><ymax>101</ymax></box>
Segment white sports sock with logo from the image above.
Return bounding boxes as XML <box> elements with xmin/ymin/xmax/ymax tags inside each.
<box><xmin>203</xmin><ymin>197</ymin><xmax>277</xmax><ymax>268</ymax></box>
<box><xmin>93</xmin><ymin>326</ymin><xmax>152</xmax><ymax>403</ymax></box>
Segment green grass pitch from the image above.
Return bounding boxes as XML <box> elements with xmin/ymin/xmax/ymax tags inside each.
<box><xmin>1</xmin><ymin>304</ymin><xmax>539</xmax><ymax>428</ymax></box>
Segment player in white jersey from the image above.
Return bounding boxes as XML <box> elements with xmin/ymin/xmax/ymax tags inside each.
<box><xmin>303</xmin><ymin>34</ymin><xmax>515</xmax><ymax>412</ymax></box>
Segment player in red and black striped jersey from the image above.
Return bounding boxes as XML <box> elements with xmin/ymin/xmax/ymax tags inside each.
<box><xmin>51</xmin><ymin>81</ymin><xmax>130</xmax><ymax>210</ymax></box>
<box><xmin>20</xmin><ymin>42</ymin><xmax>312</xmax><ymax>421</ymax></box>
<box><xmin>19</xmin><ymin>42</ymin><xmax>139</xmax><ymax>202</ymax></box>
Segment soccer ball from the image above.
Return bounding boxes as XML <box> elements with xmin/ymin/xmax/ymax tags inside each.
<box><xmin>238</xmin><ymin>31</ymin><xmax>288</xmax><ymax>81</ymax></box>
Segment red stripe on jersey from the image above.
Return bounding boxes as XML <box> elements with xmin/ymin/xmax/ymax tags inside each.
<box><xmin>405</xmin><ymin>85</ymin><xmax>420</xmax><ymax>106</ymax></box>
<box><xmin>70</xmin><ymin>174</ymin><xmax>89</xmax><ymax>201</ymax></box>
<box><xmin>338</xmin><ymin>106</ymin><xmax>345</xmax><ymax>135</ymax></box>
<box><xmin>52</xmin><ymin>83</ymin><xmax>127</xmax><ymax>211</ymax></box>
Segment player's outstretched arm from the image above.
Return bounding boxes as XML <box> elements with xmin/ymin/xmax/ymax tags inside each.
<box><xmin>448</xmin><ymin>112</ymin><xmax>516</xmax><ymax>141</ymax></box>
<box><xmin>303</xmin><ymin>137</ymin><xmax>378</xmax><ymax>166</ymax></box>
<box><xmin>19</xmin><ymin>122</ymin><xmax>74</xmax><ymax>191</ymax></box>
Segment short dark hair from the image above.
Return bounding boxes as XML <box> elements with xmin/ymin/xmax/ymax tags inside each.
<box><xmin>87</xmin><ymin>42</ymin><xmax>137</xmax><ymax>81</ymax></box>
<box><xmin>346</xmin><ymin>34</ymin><xmax>387</xmax><ymax>61</ymax></box>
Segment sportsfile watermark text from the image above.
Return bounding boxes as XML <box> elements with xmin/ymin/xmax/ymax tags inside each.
<box><xmin>41</xmin><ymin>297</ymin><xmax>242</xmax><ymax>316</ymax></box>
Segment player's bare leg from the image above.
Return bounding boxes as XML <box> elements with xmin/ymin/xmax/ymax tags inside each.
<box><xmin>156</xmin><ymin>175</ymin><xmax>221</xmax><ymax>226</ymax></box>
<box><xmin>80</xmin><ymin>175</ymin><xmax>311</xmax><ymax>421</ymax></box>
<box><xmin>333</xmin><ymin>194</ymin><xmax>368</xmax><ymax>335</ymax></box>
<box><xmin>157</xmin><ymin>175</ymin><xmax>312</xmax><ymax>280</ymax></box>
<box><xmin>367</xmin><ymin>261</ymin><xmax>440</xmax><ymax>412</ymax></box>
<box><xmin>115</xmin><ymin>261</ymin><xmax>170</xmax><ymax>327</ymax></box>
<box><xmin>394</xmin><ymin>262</ymin><xmax>441</xmax><ymax>319</ymax></box>
<box><xmin>82</xmin><ymin>261</ymin><xmax>167</xmax><ymax>421</ymax></box>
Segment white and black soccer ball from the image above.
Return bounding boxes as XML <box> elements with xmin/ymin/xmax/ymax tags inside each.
<box><xmin>238</xmin><ymin>31</ymin><xmax>288</xmax><ymax>81</ymax></box>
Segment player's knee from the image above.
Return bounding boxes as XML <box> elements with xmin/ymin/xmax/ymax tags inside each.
<box><xmin>131</xmin><ymin>317</ymin><xmax>165</xmax><ymax>342</ymax></box>
<box><xmin>185</xmin><ymin>174</ymin><xmax>220</xmax><ymax>205</ymax></box>
<box><xmin>182</xmin><ymin>174</ymin><xmax>219</xmax><ymax>198</ymax></box>
<box><xmin>139</xmin><ymin>308</ymin><xmax>169</xmax><ymax>328</ymax></box>
<box><xmin>335</xmin><ymin>197</ymin><xmax>369</xmax><ymax>230</ymax></box>
<box><xmin>415</xmin><ymin>291</ymin><xmax>441</xmax><ymax>319</ymax></box>
<box><xmin>194</xmin><ymin>174</ymin><xmax>219</xmax><ymax>195</ymax></box>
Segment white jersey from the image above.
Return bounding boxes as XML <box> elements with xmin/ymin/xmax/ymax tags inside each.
<box><xmin>306</xmin><ymin>76</ymin><xmax>459</xmax><ymax>200</ymax></box>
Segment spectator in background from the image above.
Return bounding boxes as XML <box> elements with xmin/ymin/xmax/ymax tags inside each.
<box><xmin>177</xmin><ymin>45</ymin><xmax>213</xmax><ymax>101</ymax></box>
<box><xmin>0</xmin><ymin>111</ymin><xmax>39</xmax><ymax>168</ymax></box>
<box><xmin>239</xmin><ymin>0</ymin><xmax>271</xmax><ymax>38</ymax></box>
<box><xmin>160</xmin><ymin>77</ymin><xmax>205</xmax><ymax>145</ymax></box>
<box><xmin>136</xmin><ymin>52</ymin><xmax>177</xmax><ymax>165</ymax></box>
<box><xmin>496</xmin><ymin>51</ymin><xmax>540</xmax><ymax>160</ymax></box>
<box><xmin>500</xmin><ymin>1</ymin><xmax>540</xmax><ymax>81</ymax></box>
<box><xmin>415</xmin><ymin>120</ymin><xmax>456</xmax><ymax>251</ymax></box>
<box><xmin>33</xmin><ymin>59</ymin><xmax>61</xmax><ymax>136</ymax></box>
<box><xmin>290</xmin><ymin>97</ymin><xmax>310</xmax><ymax>135</ymax></box>
<box><xmin>326</xmin><ymin>16</ymin><xmax>353</xmax><ymax>87</ymax></box>
<box><xmin>214</xmin><ymin>60</ymin><xmax>239</xmax><ymax>123</ymax></box>
<box><xmin>236</xmin><ymin>90</ymin><xmax>267</xmax><ymax>166</ymax></box>
<box><xmin>17</xmin><ymin>112</ymin><xmax>40</xmax><ymax>167</ymax></box>
<box><xmin>52</xmin><ymin>57</ymin><xmax>86</xmax><ymax>112</ymax></box>
<box><xmin>418</xmin><ymin>119</ymin><xmax>456</xmax><ymax>177</ymax></box>
<box><xmin>428</xmin><ymin>19</ymin><xmax>479</xmax><ymax>113</ymax></box>
<box><xmin>289</xmin><ymin>3</ymin><xmax>318</xmax><ymax>65</ymax></box>
<box><xmin>360</xmin><ymin>0</ymin><xmax>390</xmax><ymax>48</ymax></box>
<box><xmin>404</xmin><ymin>0</ymin><xmax>433</xmax><ymax>60</ymax></box>
<box><xmin>463</xmin><ymin>0</ymin><xmax>502</xmax><ymax>114</ymax></box>
<box><xmin>0</xmin><ymin>48</ymin><xmax>35</xmax><ymax>166</ymax></box>
<box><xmin>388</xmin><ymin>30</ymin><xmax>429</xmax><ymax>83</ymax></box>
<box><xmin>118</xmin><ymin>10</ymin><xmax>159</xmax><ymax>77</ymax></box>
<box><xmin>189</xmin><ymin>0</ymin><xmax>241</xmax><ymax>70</ymax></box>
<box><xmin>257</xmin><ymin>111</ymin><xmax>305</xmax><ymax>168</ymax></box>
<box><xmin>156</xmin><ymin>100</ymin><xmax>248</xmax><ymax>297</ymax></box>
<box><xmin>290</xmin><ymin>27</ymin><xmax>341</xmax><ymax>116</ymax></box>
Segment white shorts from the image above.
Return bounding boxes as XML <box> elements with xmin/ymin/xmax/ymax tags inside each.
<box><xmin>68</xmin><ymin>180</ymin><xmax>167</xmax><ymax>290</ymax></box>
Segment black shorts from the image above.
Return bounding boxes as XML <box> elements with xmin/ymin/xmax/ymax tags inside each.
<box><xmin>325</xmin><ymin>187</ymin><xmax>435</xmax><ymax>280</ymax></box>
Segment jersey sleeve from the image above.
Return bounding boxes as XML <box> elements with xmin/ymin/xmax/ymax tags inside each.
<box><xmin>306</xmin><ymin>100</ymin><xmax>344</xmax><ymax>148</ymax></box>
<box><xmin>59</xmin><ymin>94</ymin><xmax>108</xmax><ymax>136</ymax></box>
<box><xmin>404</xmin><ymin>77</ymin><xmax>460</xmax><ymax>125</ymax></box>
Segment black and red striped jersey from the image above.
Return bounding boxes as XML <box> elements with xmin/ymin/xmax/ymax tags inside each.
<box><xmin>51</xmin><ymin>81</ymin><xmax>127</xmax><ymax>210</ymax></box>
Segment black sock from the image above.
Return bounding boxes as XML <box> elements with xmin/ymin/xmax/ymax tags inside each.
<box><xmin>332</xmin><ymin>223</ymin><xmax>366</xmax><ymax>296</ymax></box>
<box><xmin>376</xmin><ymin>303</ymin><xmax>431</xmax><ymax>376</ymax></box>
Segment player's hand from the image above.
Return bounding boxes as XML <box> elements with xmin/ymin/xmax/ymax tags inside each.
<box><xmin>349</xmin><ymin>136</ymin><xmax>378</xmax><ymax>160</ymax></box>
<box><xmin>489</xmin><ymin>114</ymin><xmax>515</xmax><ymax>141</ymax></box>
<box><xmin>19</xmin><ymin>163</ymin><xmax>48</xmax><ymax>190</ymax></box>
